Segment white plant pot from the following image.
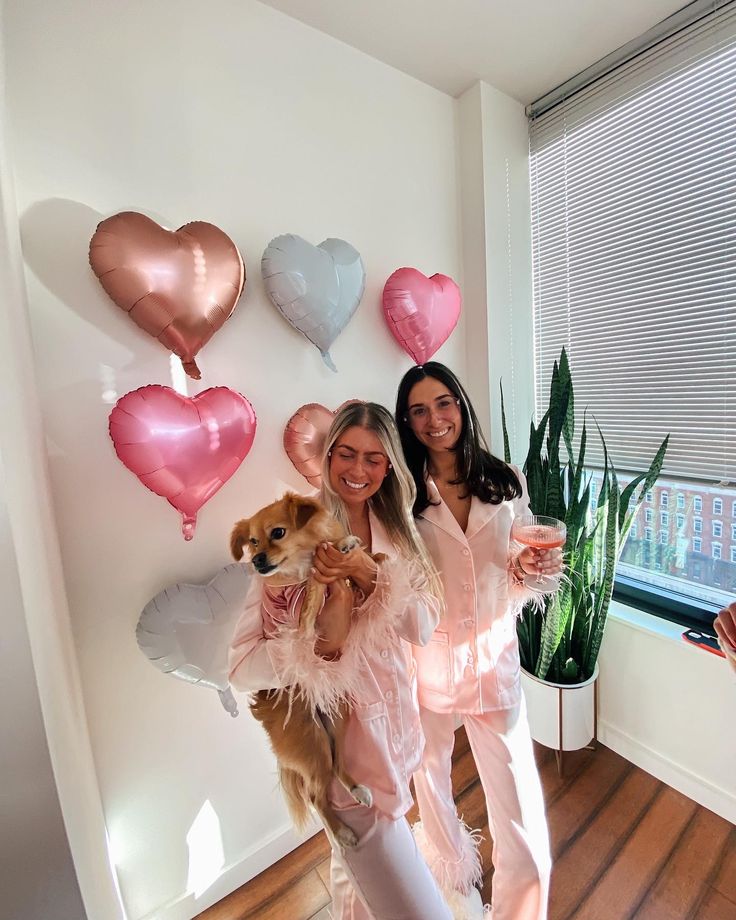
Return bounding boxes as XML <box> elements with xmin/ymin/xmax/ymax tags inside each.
<box><xmin>521</xmin><ymin>663</ymin><xmax>599</xmax><ymax>752</ymax></box>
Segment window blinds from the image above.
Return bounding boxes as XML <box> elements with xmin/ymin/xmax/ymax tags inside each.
<box><xmin>529</xmin><ymin>3</ymin><xmax>736</xmax><ymax>483</ymax></box>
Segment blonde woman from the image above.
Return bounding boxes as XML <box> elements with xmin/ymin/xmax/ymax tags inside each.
<box><xmin>229</xmin><ymin>402</ymin><xmax>452</xmax><ymax>920</ymax></box>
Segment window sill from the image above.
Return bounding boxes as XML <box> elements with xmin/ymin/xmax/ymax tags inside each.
<box><xmin>608</xmin><ymin>599</ymin><xmax>687</xmax><ymax>641</ymax></box>
<box><xmin>608</xmin><ymin>599</ymin><xmax>723</xmax><ymax>666</ymax></box>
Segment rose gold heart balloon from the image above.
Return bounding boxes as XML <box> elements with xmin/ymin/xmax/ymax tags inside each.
<box><xmin>284</xmin><ymin>401</ymin><xmax>359</xmax><ymax>487</ymax></box>
<box><xmin>89</xmin><ymin>211</ymin><xmax>245</xmax><ymax>379</ymax></box>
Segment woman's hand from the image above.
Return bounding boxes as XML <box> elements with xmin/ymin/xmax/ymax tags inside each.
<box><xmin>312</xmin><ymin>543</ymin><xmax>379</xmax><ymax>597</ymax></box>
<box><xmin>315</xmin><ymin>576</ymin><xmax>354</xmax><ymax>658</ymax></box>
<box><xmin>518</xmin><ymin>546</ymin><xmax>564</xmax><ymax>577</ymax></box>
<box><xmin>714</xmin><ymin>602</ymin><xmax>736</xmax><ymax>652</ymax></box>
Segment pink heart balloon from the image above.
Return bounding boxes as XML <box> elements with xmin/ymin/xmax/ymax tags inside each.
<box><xmin>382</xmin><ymin>267</ymin><xmax>461</xmax><ymax>365</ymax></box>
<box><xmin>283</xmin><ymin>401</ymin><xmax>358</xmax><ymax>487</ymax></box>
<box><xmin>109</xmin><ymin>385</ymin><xmax>257</xmax><ymax>540</ymax></box>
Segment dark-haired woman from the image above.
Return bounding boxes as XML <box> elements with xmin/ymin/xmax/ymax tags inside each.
<box><xmin>395</xmin><ymin>363</ymin><xmax>562</xmax><ymax>920</ymax></box>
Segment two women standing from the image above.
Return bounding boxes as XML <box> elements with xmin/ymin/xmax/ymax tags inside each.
<box><xmin>229</xmin><ymin>362</ymin><xmax>562</xmax><ymax>919</ymax></box>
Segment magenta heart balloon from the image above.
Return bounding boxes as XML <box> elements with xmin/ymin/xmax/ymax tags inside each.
<box><xmin>109</xmin><ymin>385</ymin><xmax>257</xmax><ymax>540</ymax></box>
<box><xmin>382</xmin><ymin>267</ymin><xmax>461</xmax><ymax>365</ymax></box>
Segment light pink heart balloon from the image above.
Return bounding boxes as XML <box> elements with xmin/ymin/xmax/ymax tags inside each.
<box><xmin>382</xmin><ymin>267</ymin><xmax>461</xmax><ymax>365</ymax></box>
<box><xmin>109</xmin><ymin>385</ymin><xmax>257</xmax><ymax>540</ymax></box>
<box><xmin>283</xmin><ymin>401</ymin><xmax>359</xmax><ymax>487</ymax></box>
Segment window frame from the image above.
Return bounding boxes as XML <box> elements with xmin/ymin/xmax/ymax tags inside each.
<box><xmin>527</xmin><ymin>3</ymin><xmax>736</xmax><ymax>639</ymax></box>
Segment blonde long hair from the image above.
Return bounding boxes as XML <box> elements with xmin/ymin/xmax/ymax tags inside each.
<box><xmin>320</xmin><ymin>402</ymin><xmax>443</xmax><ymax>600</ymax></box>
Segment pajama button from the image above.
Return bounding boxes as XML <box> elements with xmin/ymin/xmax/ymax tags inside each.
<box><xmin>464</xmin><ymin>619</ymin><xmax>473</xmax><ymax>628</ymax></box>
<box><xmin>463</xmin><ymin>548</ymin><xmax>470</xmax><ymax>556</ymax></box>
<box><xmin>385</xmin><ymin>690</ymin><xmax>394</xmax><ymax>701</ymax></box>
<box><xmin>393</xmin><ymin>732</ymin><xmax>401</xmax><ymax>744</ymax></box>
<box><xmin>380</xmin><ymin>649</ymin><xmax>389</xmax><ymax>659</ymax></box>
<box><xmin>463</xmin><ymin>584</ymin><xmax>472</xmax><ymax>592</ymax></box>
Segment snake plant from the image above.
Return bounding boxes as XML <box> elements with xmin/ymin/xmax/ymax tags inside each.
<box><xmin>502</xmin><ymin>348</ymin><xmax>668</xmax><ymax>684</ymax></box>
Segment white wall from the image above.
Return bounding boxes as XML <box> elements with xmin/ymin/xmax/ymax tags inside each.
<box><xmin>457</xmin><ymin>81</ymin><xmax>534</xmax><ymax>460</ymax></box>
<box><xmin>599</xmin><ymin>603</ymin><xmax>736</xmax><ymax>824</ymax></box>
<box><xmin>0</xmin><ymin>454</ymin><xmax>86</xmax><ymax>920</ymax></box>
<box><xmin>2</xmin><ymin>1</ymin><xmax>463</xmax><ymax>918</ymax></box>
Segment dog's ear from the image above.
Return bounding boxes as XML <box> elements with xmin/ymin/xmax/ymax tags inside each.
<box><xmin>285</xmin><ymin>492</ymin><xmax>321</xmax><ymax>531</ymax></box>
<box><xmin>230</xmin><ymin>519</ymin><xmax>250</xmax><ymax>560</ymax></box>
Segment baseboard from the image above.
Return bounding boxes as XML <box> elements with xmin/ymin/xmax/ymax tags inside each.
<box><xmin>598</xmin><ymin>719</ymin><xmax>736</xmax><ymax>825</ymax></box>
<box><xmin>138</xmin><ymin>821</ymin><xmax>320</xmax><ymax>920</ymax></box>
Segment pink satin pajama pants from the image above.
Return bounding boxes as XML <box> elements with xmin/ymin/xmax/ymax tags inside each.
<box><xmin>328</xmin><ymin>799</ymin><xmax>452</xmax><ymax>920</ymax></box>
<box><xmin>413</xmin><ymin>698</ymin><xmax>551</xmax><ymax>920</ymax></box>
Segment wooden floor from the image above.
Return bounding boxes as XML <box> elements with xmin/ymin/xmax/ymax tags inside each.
<box><xmin>197</xmin><ymin>729</ymin><xmax>736</xmax><ymax>920</ymax></box>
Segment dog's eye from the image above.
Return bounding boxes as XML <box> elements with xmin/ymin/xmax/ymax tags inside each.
<box><xmin>270</xmin><ymin>527</ymin><xmax>286</xmax><ymax>540</ymax></box>
<box><xmin>249</xmin><ymin>537</ymin><xmax>259</xmax><ymax>546</ymax></box>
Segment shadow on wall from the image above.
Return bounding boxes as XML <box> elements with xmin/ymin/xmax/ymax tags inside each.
<box><xmin>21</xmin><ymin>197</ymin><xmax>148</xmax><ymax>342</ymax></box>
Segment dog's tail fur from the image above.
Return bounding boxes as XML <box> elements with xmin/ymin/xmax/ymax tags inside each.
<box><xmin>279</xmin><ymin>766</ymin><xmax>311</xmax><ymax>830</ymax></box>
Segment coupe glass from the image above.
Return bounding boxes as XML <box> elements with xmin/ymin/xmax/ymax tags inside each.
<box><xmin>511</xmin><ymin>514</ymin><xmax>566</xmax><ymax>591</ymax></box>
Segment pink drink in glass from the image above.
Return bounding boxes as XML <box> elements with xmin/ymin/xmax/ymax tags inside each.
<box><xmin>512</xmin><ymin>525</ymin><xmax>566</xmax><ymax>551</ymax></box>
<box><xmin>511</xmin><ymin>514</ymin><xmax>566</xmax><ymax>589</ymax></box>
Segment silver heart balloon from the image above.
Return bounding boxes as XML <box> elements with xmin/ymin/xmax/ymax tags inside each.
<box><xmin>136</xmin><ymin>562</ymin><xmax>252</xmax><ymax>716</ymax></box>
<box><xmin>261</xmin><ymin>234</ymin><xmax>366</xmax><ymax>372</ymax></box>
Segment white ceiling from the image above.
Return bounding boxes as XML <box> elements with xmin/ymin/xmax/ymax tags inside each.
<box><xmin>257</xmin><ymin>0</ymin><xmax>689</xmax><ymax>103</ymax></box>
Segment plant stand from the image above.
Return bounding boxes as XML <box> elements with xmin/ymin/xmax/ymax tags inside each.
<box><xmin>521</xmin><ymin>664</ymin><xmax>599</xmax><ymax>777</ymax></box>
<box><xmin>553</xmin><ymin>678</ymin><xmax>598</xmax><ymax>776</ymax></box>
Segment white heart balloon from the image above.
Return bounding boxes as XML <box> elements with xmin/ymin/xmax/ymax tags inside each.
<box><xmin>136</xmin><ymin>562</ymin><xmax>252</xmax><ymax>716</ymax></box>
<box><xmin>261</xmin><ymin>234</ymin><xmax>366</xmax><ymax>371</ymax></box>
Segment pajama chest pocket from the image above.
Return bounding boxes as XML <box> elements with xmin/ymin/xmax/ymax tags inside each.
<box><xmin>355</xmin><ymin>700</ymin><xmax>387</xmax><ymax>722</ymax></box>
<box><xmin>412</xmin><ymin>630</ymin><xmax>451</xmax><ymax>695</ymax></box>
<box><xmin>345</xmin><ymin>700</ymin><xmax>397</xmax><ymax>796</ymax></box>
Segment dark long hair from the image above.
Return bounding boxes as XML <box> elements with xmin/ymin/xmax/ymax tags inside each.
<box><xmin>395</xmin><ymin>362</ymin><xmax>521</xmax><ymax>517</ymax></box>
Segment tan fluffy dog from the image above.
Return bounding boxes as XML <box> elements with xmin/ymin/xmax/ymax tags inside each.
<box><xmin>230</xmin><ymin>492</ymin><xmax>373</xmax><ymax>848</ymax></box>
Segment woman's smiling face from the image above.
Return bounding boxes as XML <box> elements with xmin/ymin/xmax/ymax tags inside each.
<box><xmin>328</xmin><ymin>425</ymin><xmax>390</xmax><ymax>507</ymax></box>
<box><xmin>405</xmin><ymin>376</ymin><xmax>463</xmax><ymax>453</ymax></box>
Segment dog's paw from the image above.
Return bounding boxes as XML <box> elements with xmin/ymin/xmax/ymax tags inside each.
<box><xmin>337</xmin><ymin>535</ymin><xmax>362</xmax><ymax>554</ymax></box>
<box><xmin>336</xmin><ymin>824</ymin><xmax>359</xmax><ymax>848</ymax></box>
<box><xmin>350</xmin><ymin>784</ymin><xmax>373</xmax><ymax>808</ymax></box>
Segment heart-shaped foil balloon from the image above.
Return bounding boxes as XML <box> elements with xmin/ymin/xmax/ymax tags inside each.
<box><xmin>89</xmin><ymin>211</ymin><xmax>245</xmax><ymax>379</ymax></box>
<box><xmin>382</xmin><ymin>267</ymin><xmax>461</xmax><ymax>365</ymax></box>
<box><xmin>109</xmin><ymin>385</ymin><xmax>257</xmax><ymax>540</ymax></box>
<box><xmin>261</xmin><ymin>234</ymin><xmax>365</xmax><ymax>372</ymax></box>
<box><xmin>136</xmin><ymin>562</ymin><xmax>253</xmax><ymax>716</ymax></box>
<box><xmin>284</xmin><ymin>401</ymin><xmax>359</xmax><ymax>487</ymax></box>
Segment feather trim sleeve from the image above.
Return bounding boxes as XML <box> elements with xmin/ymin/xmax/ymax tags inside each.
<box><xmin>507</xmin><ymin>544</ymin><xmax>551</xmax><ymax>617</ymax></box>
<box><xmin>507</xmin><ymin>465</ymin><xmax>556</xmax><ymax>616</ymax></box>
<box><xmin>263</xmin><ymin>583</ymin><xmax>365</xmax><ymax>720</ymax></box>
<box><xmin>350</xmin><ymin>555</ymin><xmax>442</xmax><ymax>649</ymax></box>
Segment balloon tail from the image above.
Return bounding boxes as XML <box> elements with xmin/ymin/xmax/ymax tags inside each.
<box><xmin>181</xmin><ymin>513</ymin><xmax>197</xmax><ymax>541</ymax></box>
<box><xmin>321</xmin><ymin>351</ymin><xmax>338</xmax><ymax>373</ymax></box>
<box><xmin>219</xmin><ymin>687</ymin><xmax>239</xmax><ymax>717</ymax></box>
<box><xmin>181</xmin><ymin>357</ymin><xmax>201</xmax><ymax>380</ymax></box>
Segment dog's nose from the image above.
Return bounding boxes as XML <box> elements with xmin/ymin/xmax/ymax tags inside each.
<box><xmin>252</xmin><ymin>552</ymin><xmax>268</xmax><ymax>570</ymax></box>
